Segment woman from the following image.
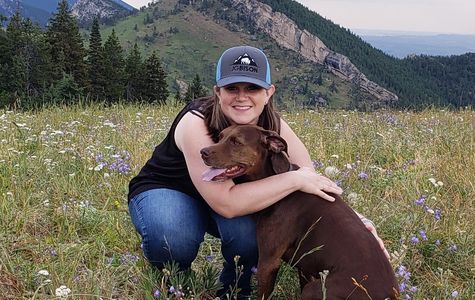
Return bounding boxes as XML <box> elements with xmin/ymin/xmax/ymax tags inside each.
<box><xmin>128</xmin><ymin>45</ymin><xmax>387</xmax><ymax>299</ymax></box>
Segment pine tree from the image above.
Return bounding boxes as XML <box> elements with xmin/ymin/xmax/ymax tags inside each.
<box><xmin>125</xmin><ymin>43</ymin><xmax>144</xmax><ymax>101</ymax></box>
<box><xmin>184</xmin><ymin>74</ymin><xmax>207</xmax><ymax>102</ymax></box>
<box><xmin>86</xmin><ymin>17</ymin><xmax>105</xmax><ymax>100</ymax></box>
<box><xmin>103</xmin><ymin>29</ymin><xmax>125</xmax><ymax>102</ymax></box>
<box><xmin>46</xmin><ymin>0</ymin><xmax>86</xmax><ymax>88</ymax></box>
<box><xmin>143</xmin><ymin>51</ymin><xmax>168</xmax><ymax>104</ymax></box>
<box><xmin>4</xmin><ymin>12</ymin><xmax>52</xmax><ymax>101</ymax></box>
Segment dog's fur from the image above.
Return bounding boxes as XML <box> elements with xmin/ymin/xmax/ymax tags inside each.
<box><xmin>201</xmin><ymin>125</ymin><xmax>399</xmax><ymax>299</ymax></box>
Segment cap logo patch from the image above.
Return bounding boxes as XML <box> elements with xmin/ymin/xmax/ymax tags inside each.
<box><xmin>231</xmin><ymin>53</ymin><xmax>258</xmax><ymax>73</ymax></box>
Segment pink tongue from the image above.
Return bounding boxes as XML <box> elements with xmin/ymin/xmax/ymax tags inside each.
<box><xmin>202</xmin><ymin>167</ymin><xmax>227</xmax><ymax>181</ymax></box>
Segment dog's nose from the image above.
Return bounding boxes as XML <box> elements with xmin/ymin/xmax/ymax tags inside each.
<box><xmin>200</xmin><ymin>148</ymin><xmax>210</xmax><ymax>158</ymax></box>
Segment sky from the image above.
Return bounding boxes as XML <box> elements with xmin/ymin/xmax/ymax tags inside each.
<box><xmin>125</xmin><ymin>0</ymin><xmax>475</xmax><ymax>35</ymax></box>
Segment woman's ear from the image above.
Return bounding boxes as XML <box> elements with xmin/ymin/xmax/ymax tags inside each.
<box><xmin>213</xmin><ymin>85</ymin><xmax>221</xmax><ymax>96</ymax></box>
<box><xmin>266</xmin><ymin>85</ymin><xmax>276</xmax><ymax>98</ymax></box>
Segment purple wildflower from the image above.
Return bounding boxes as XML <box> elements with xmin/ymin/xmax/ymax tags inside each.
<box><xmin>358</xmin><ymin>172</ymin><xmax>369</xmax><ymax>180</ymax></box>
<box><xmin>435</xmin><ymin>239</ymin><xmax>441</xmax><ymax>246</ymax></box>
<box><xmin>410</xmin><ymin>235</ymin><xmax>419</xmax><ymax>245</ymax></box>
<box><xmin>448</xmin><ymin>244</ymin><xmax>457</xmax><ymax>252</ymax></box>
<box><xmin>434</xmin><ymin>209</ymin><xmax>441</xmax><ymax>220</ymax></box>
<box><xmin>251</xmin><ymin>266</ymin><xmax>258</xmax><ymax>274</ymax></box>
<box><xmin>312</xmin><ymin>160</ymin><xmax>324</xmax><ymax>169</ymax></box>
<box><xmin>419</xmin><ymin>230</ymin><xmax>428</xmax><ymax>241</ymax></box>
<box><xmin>206</xmin><ymin>255</ymin><xmax>215</xmax><ymax>262</ymax></box>
<box><xmin>120</xmin><ymin>252</ymin><xmax>139</xmax><ymax>265</ymax></box>
<box><xmin>414</xmin><ymin>195</ymin><xmax>426</xmax><ymax>206</ymax></box>
<box><xmin>399</xmin><ymin>282</ymin><xmax>407</xmax><ymax>292</ymax></box>
<box><xmin>451</xmin><ymin>290</ymin><xmax>459</xmax><ymax>298</ymax></box>
<box><xmin>169</xmin><ymin>286</ymin><xmax>175</xmax><ymax>293</ymax></box>
<box><xmin>152</xmin><ymin>288</ymin><xmax>161</xmax><ymax>298</ymax></box>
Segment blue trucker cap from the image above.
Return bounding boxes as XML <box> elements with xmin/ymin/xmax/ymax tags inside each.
<box><xmin>216</xmin><ymin>45</ymin><xmax>271</xmax><ymax>89</ymax></box>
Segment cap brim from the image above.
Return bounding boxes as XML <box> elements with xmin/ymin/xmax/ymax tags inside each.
<box><xmin>217</xmin><ymin>76</ymin><xmax>271</xmax><ymax>89</ymax></box>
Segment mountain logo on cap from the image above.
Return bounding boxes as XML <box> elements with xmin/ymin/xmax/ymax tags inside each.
<box><xmin>232</xmin><ymin>53</ymin><xmax>257</xmax><ymax>67</ymax></box>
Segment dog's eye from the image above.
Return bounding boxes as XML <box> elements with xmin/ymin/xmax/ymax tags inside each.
<box><xmin>229</xmin><ymin>137</ymin><xmax>242</xmax><ymax>146</ymax></box>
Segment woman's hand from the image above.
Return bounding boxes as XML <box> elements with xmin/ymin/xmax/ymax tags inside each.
<box><xmin>362</xmin><ymin>218</ymin><xmax>390</xmax><ymax>259</ymax></box>
<box><xmin>294</xmin><ymin>167</ymin><xmax>343</xmax><ymax>202</ymax></box>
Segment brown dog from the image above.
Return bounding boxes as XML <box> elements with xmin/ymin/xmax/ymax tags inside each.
<box><xmin>200</xmin><ymin>125</ymin><xmax>399</xmax><ymax>300</ymax></box>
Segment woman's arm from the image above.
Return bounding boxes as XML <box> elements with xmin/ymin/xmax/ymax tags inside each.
<box><xmin>174</xmin><ymin>113</ymin><xmax>342</xmax><ymax>218</ymax></box>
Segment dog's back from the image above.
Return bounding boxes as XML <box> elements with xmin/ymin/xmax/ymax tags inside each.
<box><xmin>256</xmin><ymin>191</ymin><xmax>399</xmax><ymax>299</ymax></box>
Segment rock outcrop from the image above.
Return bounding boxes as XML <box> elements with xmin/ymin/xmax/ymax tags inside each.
<box><xmin>228</xmin><ymin>0</ymin><xmax>398</xmax><ymax>104</ymax></box>
<box><xmin>71</xmin><ymin>0</ymin><xmax>131</xmax><ymax>26</ymax></box>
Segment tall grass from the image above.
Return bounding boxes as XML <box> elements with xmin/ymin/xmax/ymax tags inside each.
<box><xmin>1</xmin><ymin>103</ymin><xmax>473</xmax><ymax>299</ymax></box>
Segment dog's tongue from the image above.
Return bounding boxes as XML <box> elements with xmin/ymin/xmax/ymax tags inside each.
<box><xmin>202</xmin><ymin>167</ymin><xmax>227</xmax><ymax>182</ymax></box>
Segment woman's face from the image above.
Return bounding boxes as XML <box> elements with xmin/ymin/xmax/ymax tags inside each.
<box><xmin>214</xmin><ymin>82</ymin><xmax>275</xmax><ymax>125</ymax></box>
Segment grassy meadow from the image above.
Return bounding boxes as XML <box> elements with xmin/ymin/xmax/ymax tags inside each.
<box><xmin>0</xmin><ymin>103</ymin><xmax>474</xmax><ymax>299</ymax></box>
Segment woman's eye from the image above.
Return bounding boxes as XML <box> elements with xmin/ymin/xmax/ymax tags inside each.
<box><xmin>247</xmin><ymin>84</ymin><xmax>261</xmax><ymax>91</ymax></box>
<box><xmin>225</xmin><ymin>86</ymin><xmax>237</xmax><ymax>92</ymax></box>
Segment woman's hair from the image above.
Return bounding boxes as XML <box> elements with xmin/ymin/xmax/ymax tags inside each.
<box><xmin>199</xmin><ymin>92</ymin><xmax>281</xmax><ymax>143</ymax></box>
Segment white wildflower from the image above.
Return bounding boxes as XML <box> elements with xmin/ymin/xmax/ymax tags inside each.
<box><xmin>37</xmin><ymin>270</ymin><xmax>49</xmax><ymax>276</ymax></box>
<box><xmin>330</xmin><ymin>154</ymin><xmax>339</xmax><ymax>159</ymax></box>
<box><xmin>347</xmin><ymin>192</ymin><xmax>359</xmax><ymax>203</ymax></box>
<box><xmin>55</xmin><ymin>285</ymin><xmax>71</xmax><ymax>297</ymax></box>
<box><xmin>324</xmin><ymin>166</ymin><xmax>340</xmax><ymax>177</ymax></box>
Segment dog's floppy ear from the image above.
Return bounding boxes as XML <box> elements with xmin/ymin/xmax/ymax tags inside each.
<box><xmin>261</xmin><ymin>129</ymin><xmax>288</xmax><ymax>153</ymax></box>
<box><xmin>261</xmin><ymin>129</ymin><xmax>290</xmax><ymax>174</ymax></box>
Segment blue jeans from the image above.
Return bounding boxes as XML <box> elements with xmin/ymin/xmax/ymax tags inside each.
<box><xmin>128</xmin><ymin>188</ymin><xmax>258</xmax><ymax>297</ymax></box>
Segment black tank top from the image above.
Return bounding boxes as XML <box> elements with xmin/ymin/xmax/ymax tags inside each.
<box><xmin>128</xmin><ymin>99</ymin><xmax>209</xmax><ymax>202</ymax></box>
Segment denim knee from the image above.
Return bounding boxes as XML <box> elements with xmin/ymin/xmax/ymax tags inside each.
<box><xmin>213</xmin><ymin>212</ymin><xmax>258</xmax><ymax>265</ymax></box>
<box><xmin>128</xmin><ymin>188</ymin><xmax>209</xmax><ymax>270</ymax></box>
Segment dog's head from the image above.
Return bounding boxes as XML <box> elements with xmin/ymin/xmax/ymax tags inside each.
<box><xmin>201</xmin><ymin>125</ymin><xmax>291</xmax><ymax>182</ymax></box>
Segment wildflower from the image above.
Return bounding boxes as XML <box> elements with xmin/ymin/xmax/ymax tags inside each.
<box><xmin>37</xmin><ymin>270</ymin><xmax>50</xmax><ymax>276</ymax></box>
<box><xmin>451</xmin><ymin>290</ymin><xmax>459</xmax><ymax>298</ymax></box>
<box><xmin>205</xmin><ymin>255</ymin><xmax>215</xmax><ymax>262</ymax></box>
<box><xmin>399</xmin><ymin>282</ymin><xmax>406</xmax><ymax>292</ymax></box>
<box><xmin>419</xmin><ymin>230</ymin><xmax>428</xmax><ymax>241</ymax></box>
<box><xmin>152</xmin><ymin>289</ymin><xmax>161</xmax><ymax>298</ymax></box>
<box><xmin>169</xmin><ymin>286</ymin><xmax>176</xmax><ymax>293</ymax></box>
<box><xmin>448</xmin><ymin>244</ymin><xmax>457</xmax><ymax>252</ymax></box>
<box><xmin>324</xmin><ymin>166</ymin><xmax>340</xmax><ymax>177</ymax></box>
<box><xmin>120</xmin><ymin>252</ymin><xmax>139</xmax><ymax>264</ymax></box>
<box><xmin>410</xmin><ymin>235</ymin><xmax>419</xmax><ymax>245</ymax></box>
<box><xmin>435</xmin><ymin>240</ymin><xmax>441</xmax><ymax>246</ymax></box>
<box><xmin>428</xmin><ymin>177</ymin><xmax>443</xmax><ymax>187</ymax></box>
<box><xmin>358</xmin><ymin>172</ymin><xmax>369</xmax><ymax>180</ymax></box>
<box><xmin>251</xmin><ymin>266</ymin><xmax>258</xmax><ymax>274</ymax></box>
<box><xmin>434</xmin><ymin>209</ymin><xmax>441</xmax><ymax>220</ymax></box>
<box><xmin>312</xmin><ymin>160</ymin><xmax>324</xmax><ymax>169</ymax></box>
<box><xmin>414</xmin><ymin>195</ymin><xmax>426</xmax><ymax>206</ymax></box>
<box><xmin>347</xmin><ymin>192</ymin><xmax>359</xmax><ymax>203</ymax></box>
<box><xmin>55</xmin><ymin>285</ymin><xmax>71</xmax><ymax>297</ymax></box>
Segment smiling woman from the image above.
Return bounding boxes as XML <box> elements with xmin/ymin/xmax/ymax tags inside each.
<box><xmin>126</xmin><ymin>45</ymin><xmax>385</xmax><ymax>299</ymax></box>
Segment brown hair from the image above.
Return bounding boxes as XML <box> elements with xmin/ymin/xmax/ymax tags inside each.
<box><xmin>200</xmin><ymin>92</ymin><xmax>281</xmax><ymax>143</ymax></box>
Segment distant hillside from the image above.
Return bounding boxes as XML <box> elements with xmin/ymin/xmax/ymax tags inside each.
<box><xmin>358</xmin><ymin>33</ymin><xmax>475</xmax><ymax>58</ymax></box>
<box><xmin>257</xmin><ymin>0</ymin><xmax>474</xmax><ymax>107</ymax></box>
<box><xmin>0</xmin><ymin>0</ymin><xmax>135</xmax><ymax>26</ymax></box>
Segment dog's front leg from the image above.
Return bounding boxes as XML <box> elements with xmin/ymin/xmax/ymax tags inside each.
<box><xmin>256</xmin><ymin>256</ymin><xmax>282</xmax><ymax>300</ymax></box>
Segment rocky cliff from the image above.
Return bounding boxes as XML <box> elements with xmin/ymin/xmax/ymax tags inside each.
<box><xmin>227</xmin><ymin>0</ymin><xmax>398</xmax><ymax>104</ymax></box>
<box><xmin>71</xmin><ymin>0</ymin><xmax>131</xmax><ymax>26</ymax></box>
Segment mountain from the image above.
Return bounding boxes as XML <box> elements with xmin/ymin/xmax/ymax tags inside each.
<box><xmin>0</xmin><ymin>0</ymin><xmax>136</xmax><ymax>26</ymax></box>
<box><xmin>356</xmin><ymin>31</ymin><xmax>475</xmax><ymax>58</ymax></box>
<box><xmin>2</xmin><ymin>0</ymin><xmax>473</xmax><ymax>108</ymax></box>
<box><xmin>71</xmin><ymin>0</ymin><xmax>135</xmax><ymax>26</ymax></box>
<box><xmin>98</xmin><ymin>0</ymin><xmax>472</xmax><ymax>108</ymax></box>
